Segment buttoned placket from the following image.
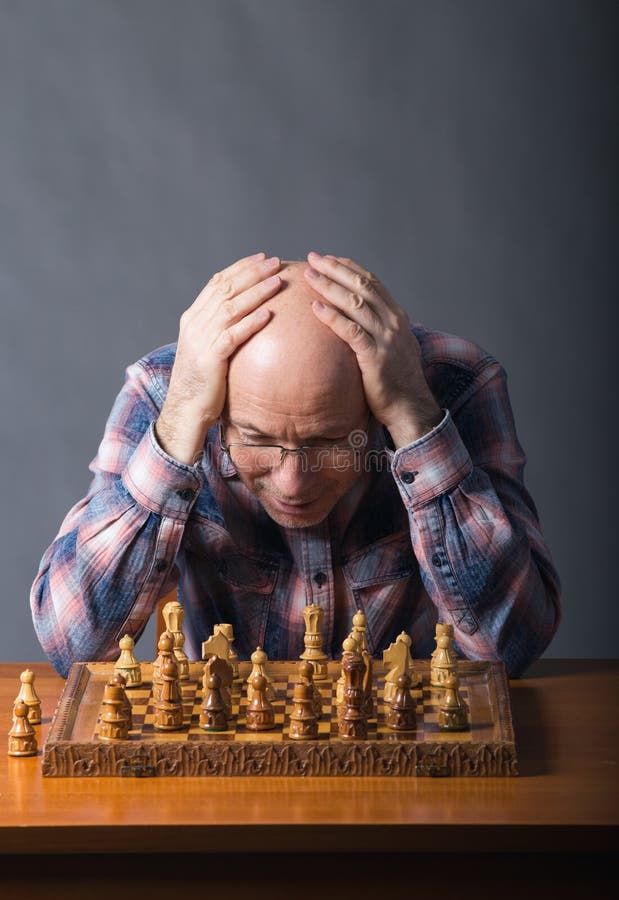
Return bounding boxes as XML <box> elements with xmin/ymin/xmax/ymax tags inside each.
<box><xmin>298</xmin><ymin>520</ymin><xmax>335</xmax><ymax>654</ymax></box>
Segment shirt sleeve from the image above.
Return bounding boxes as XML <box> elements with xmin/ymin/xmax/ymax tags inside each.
<box><xmin>30</xmin><ymin>359</ymin><xmax>203</xmax><ymax>677</ymax></box>
<box><xmin>389</xmin><ymin>361</ymin><xmax>562</xmax><ymax>677</ymax></box>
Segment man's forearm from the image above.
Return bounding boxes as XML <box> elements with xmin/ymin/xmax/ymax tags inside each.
<box><xmin>384</xmin><ymin>383</ymin><xmax>445</xmax><ymax>449</ymax></box>
<box><xmin>388</xmin><ymin>405</ymin><xmax>445</xmax><ymax>448</ymax></box>
<box><xmin>155</xmin><ymin>395</ymin><xmax>213</xmax><ymax>465</ymax></box>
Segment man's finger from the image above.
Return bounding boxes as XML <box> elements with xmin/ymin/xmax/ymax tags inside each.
<box><xmin>311</xmin><ymin>300</ymin><xmax>375</xmax><ymax>356</ymax></box>
<box><xmin>221</xmin><ymin>251</ymin><xmax>267</xmax><ymax>275</ymax></box>
<box><xmin>194</xmin><ymin>256</ymin><xmax>280</xmax><ymax>313</ymax></box>
<box><xmin>304</xmin><ymin>264</ymin><xmax>383</xmax><ymax>334</ymax></box>
<box><xmin>321</xmin><ymin>254</ymin><xmax>401</xmax><ymax>315</ymax></box>
<box><xmin>213</xmin><ymin>305</ymin><xmax>272</xmax><ymax>360</ymax></box>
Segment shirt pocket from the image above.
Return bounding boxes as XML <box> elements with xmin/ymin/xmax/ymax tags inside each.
<box><xmin>342</xmin><ymin>530</ymin><xmax>417</xmax><ymax>587</ymax></box>
<box><xmin>184</xmin><ymin>518</ymin><xmax>279</xmax><ymax>657</ymax></box>
<box><xmin>342</xmin><ymin>531</ymin><xmax>420</xmax><ymax>653</ymax></box>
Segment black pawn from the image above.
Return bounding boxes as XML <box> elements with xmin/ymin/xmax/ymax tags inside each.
<box><xmin>246</xmin><ymin>674</ymin><xmax>275</xmax><ymax>732</ymax></box>
<box><xmin>299</xmin><ymin>660</ymin><xmax>322</xmax><ymax>718</ymax></box>
<box><xmin>386</xmin><ymin>673</ymin><xmax>417</xmax><ymax>731</ymax></box>
<box><xmin>199</xmin><ymin>673</ymin><xmax>229</xmax><ymax>731</ymax></box>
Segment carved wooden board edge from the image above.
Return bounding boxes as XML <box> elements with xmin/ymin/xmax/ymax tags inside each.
<box><xmin>44</xmin><ymin>661</ymin><xmax>91</xmax><ymax>746</ymax></box>
<box><xmin>42</xmin><ymin>737</ymin><xmax>518</xmax><ymax>777</ymax></box>
<box><xmin>487</xmin><ymin>661</ymin><xmax>516</xmax><ymax>745</ymax></box>
<box><xmin>41</xmin><ymin>659</ymin><xmax>518</xmax><ymax>777</ymax></box>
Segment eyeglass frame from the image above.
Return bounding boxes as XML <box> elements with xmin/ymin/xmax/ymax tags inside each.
<box><xmin>218</xmin><ymin>413</ymin><xmax>373</xmax><ymax>472</ymax></box>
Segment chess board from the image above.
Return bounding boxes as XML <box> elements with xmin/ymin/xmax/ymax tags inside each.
<box><xmin>42</xmin><ymin>660</ymin><xmax>518</xmax><ymax>777</ymax></box>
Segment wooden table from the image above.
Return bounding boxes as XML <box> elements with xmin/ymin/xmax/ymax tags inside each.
<box><xmin>1</xmin><ymin>660</ymin><xmax>617</xmax><ymax>898</ymax></box>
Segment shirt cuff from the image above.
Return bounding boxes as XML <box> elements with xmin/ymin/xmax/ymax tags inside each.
<box><xmin>389</xmin><ymin>409</ymin><xmax>473</xmax><ymax>509</ymax></box>
<box><xmin>122</xmin><ymin>422</ymin><xmax>203</xmax><ymax>519</ymax></box>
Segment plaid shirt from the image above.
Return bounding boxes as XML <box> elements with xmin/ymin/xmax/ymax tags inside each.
<box><xmin>30</xmin><ymin>321</ymin><xmax>561</xmax><ymax>678</ymax></box>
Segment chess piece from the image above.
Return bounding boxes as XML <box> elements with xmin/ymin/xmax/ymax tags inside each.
<box><xmin>162</xmin><ymin>600</ymin><xmax>190</xmax><ymax>681</ymax></box>
<box><xmin>153</xmin><ymin>656</ymin><xmax>184</xmax><ymax>731</ymax></box>
<box><xmin>98</xmin><ymin>682</ymin><xmax>129</xmax><ymax>741</ymax></box>
<box><xmin>246</xmin><ymin>647</ymin><xmax>275</xmax><ymax>702</ymax></box>
<box><xmin>215</xmin><ymin>624</ymin><xmax>239</xmax><ymax>678</ymax></box>
<box><xmin>338</xmin><ymin>647</ymin><xmax>368</xmax><ymax>740</ymax></box>
<box><xmin>430</xmin><ymin>622</ymin><xmax>455</xmax><ymax>675</ymax></box>
<box><xmin>153</xmin><ymin>631</ymin><xmax>176</xmax><ymax>702</ymax></box>
<box><xmin>199</xmin><ymin>673</ymin><xmax>229</xmax><ymax>731</ymax></box>
<box><xmin>386</xmin><ymin>673</ymin><xmax>417</xmax><ymax>731</ymax></box>
<box><xmin>114</xmin><ymin>634</ymin><xmax>142</xmax><ymax>687</ymax></box>
<box><xmin>431</xmin><ymin>622</ymin><xmax>454</xmax><ymax>664</ymax></box>
<box><xmin>8</xmin><ymin>700</ymin><xmax>38</xmax><ymax>757</ymax></box>
<box><xmin>299</xmin><ymin>604</ymin><xmax>328</xmax><ymax>680</ymax></box>
<box><xmin>336</xmin><ymin>635</ymin><xmax>358</xmax><ymax>707</ymax></box>
<box><xmin>438</xmin><ymin>674</ymin><xmax>469</xmax><ymax>731</ymax></box>
<box><xmin>361</xmin><ymin>648</ymin><xmax>374</xmax><ymax>718</ymax></box>
<box><xmin>298</xmin><ymin>660</ymin><xmax>322</xmax><ymax>718</ymax></box>
<box><xmin>245</xmin><ymin>674</ymin><xmax>275</xmax><ymax>731</ymax></box>
<box><xmin>383</xmin><ymin>631</ymin><xmax>416</xmax><ymax>703</ymax></box>
<box><xmin>431</xmin><ymin>634</ymin><xmax>458</xmax><ymax>688</ymax></box>
<box><xmin>108</xmin><ymin>673</ymin><xmax>132</xmax><ymax>730</ymax></box>
<box><xmin>351</xmin><ymin>609</ymin><xmax>368</xmax><ymax>651</ymax></box>
<box><xmin>203</xmin><ymin>655</ymin><xmax>233</xmax><ymax>714</ymax></box>
<box><xmin>289</xmin><ymin>682</ymin><xmax>318</xmax><ymax>740</ymax></box>
<box><xmin>201</xmin><ymin>628</ymin><xmax>231</xmax><ymax>663</ymax></box>
<box><xmin>15</xmin><ymin>669</ymin><xmax>42</xmax><ymax>725</ymax></box>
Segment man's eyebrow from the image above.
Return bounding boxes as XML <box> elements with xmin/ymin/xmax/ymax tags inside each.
<box><xmin>229</xmin><ymin>420</ymin><xmax>348</xmax><ymax>441</ymax></box>
<box><xmin>230</xmin><ymin>421</ymin><xmax>272</xmax><ymax>438</ymax></box>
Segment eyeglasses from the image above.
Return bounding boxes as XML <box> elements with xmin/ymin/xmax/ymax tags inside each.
<box><xmin>219</xmin><ymin>415</ymin><xmax>372</xmax><ymax>473</ymax></box>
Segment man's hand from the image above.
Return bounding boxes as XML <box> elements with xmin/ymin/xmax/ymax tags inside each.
<box><xmin>156</xmin><ymin>252</ymin><xmax>282</xmax><ymax>464</ymax></box>
<box><xmin>304</xmin><ymin>251</ymin><xmax>443</xmax><ymax>448</ymax></box>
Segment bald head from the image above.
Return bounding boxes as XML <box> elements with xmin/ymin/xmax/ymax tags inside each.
<box><xmin>226</xmin><ymin>261</ymin><xmax>367</xmax><ymax>438</ymax></box>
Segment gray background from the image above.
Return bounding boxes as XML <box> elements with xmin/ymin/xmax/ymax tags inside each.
<box><xmin>1</xmin><ymin>0</ymin><xmax>616</xmax><ymax>663</ymax></box>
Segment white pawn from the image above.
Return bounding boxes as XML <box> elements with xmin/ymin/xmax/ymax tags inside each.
<box><xmin>431</xmin><ymin>634</ymin><xmax>458</xmax><ymax>687</ymax></box>
<box><xmin>351</xmin><ymin>609</ymin><xmax>368</xmax><ymax>651</ymax></box>
<box><xmin>114</xmin><ymin>635</ymin><xmax>142</xmax><ymax>688</ymax></box>
<box><xmin>15</xmin><ymin>669</ymin><xmax>42</xmax><ymax>725</ymax></box>
<box><xmin>431</xmin><ymin>622</ymin><xmax>454</xmax><ymax>664</ymax></box>
<box><xmin>246</xmin><ymin>647</ymin><xmax>275</xmax><ymax>702</ymax></box>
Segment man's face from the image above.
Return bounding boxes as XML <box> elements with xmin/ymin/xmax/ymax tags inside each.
<box><xmin>221</xmin><ymin>406</ymin><xmax>371</xmax><ymax>529</ymax></box>
<box><xmin>224</xmin><ymin>259</ymin><xmax>370</xmax><ymax>528</ymax></box>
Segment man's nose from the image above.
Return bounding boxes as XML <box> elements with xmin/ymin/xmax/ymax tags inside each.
<box><xmin>270</xmin><ymin>452</ymin><xmax>320</xmax><ymax>494</ymax></box>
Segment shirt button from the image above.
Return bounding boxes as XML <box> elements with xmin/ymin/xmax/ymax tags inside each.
<box><xmin>401</xmin><ymin>471</ymin><xmax>417</xmax><ymax>484</ymax></box>
<box><xmin>313</xmin><ymin>571</ymin><xmax>327</xmax><ymax>587</ymax></box>
<box><xmin>431</xmin><ymin>553</ymin><xmax>442</xmax><ymax>567</ymax></box>
<box><xmin>155</xmin><ymin>558</ymin><xmax>168</xmax><ymax>573</ymax></box>
<box><xmin>176</xmin><ymin>488</ymin><xmax>195</xmax><ymax>502</ymax></box>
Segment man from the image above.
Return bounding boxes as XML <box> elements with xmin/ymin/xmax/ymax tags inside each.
<box><xmin>31</xmin><ymin>251</ymin><xmax>561</xmax><ymax>678</ymax></box>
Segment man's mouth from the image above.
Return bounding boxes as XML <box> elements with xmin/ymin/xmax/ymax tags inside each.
<box><xmin>269</xmin><ymin>496</ymin><xmax>319</xmax><ymax>512</ymax></box>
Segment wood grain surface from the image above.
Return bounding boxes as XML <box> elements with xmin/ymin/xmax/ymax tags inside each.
<box><xmin>1</xmin><ymin>659</ymin><xmax>617</xmax><ymax>855</ymax></box>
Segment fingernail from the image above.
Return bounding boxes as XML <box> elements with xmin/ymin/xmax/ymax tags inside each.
<box><xmin>265</xmin><ymin>256</ymin><xmax>279</xmax><ymax>265</ymax></box>
<box><xmin>313</xmin><ymin>300</ymin><xmax>326</xmax><ymax>311</ymax></box>
<box><xmin>251</xmin><ymin>252</ymin><xmax>266</xmax><ymax>259</ymax></box>
<box><xmin>308</xmin><ymin>250</ymin><xmax>322</xmax><ymax>259</ymax></box>
<box><xmin>306</xmin><ymin>268</ymin><xmax>319</xmax><ymax>279</ymax></box>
